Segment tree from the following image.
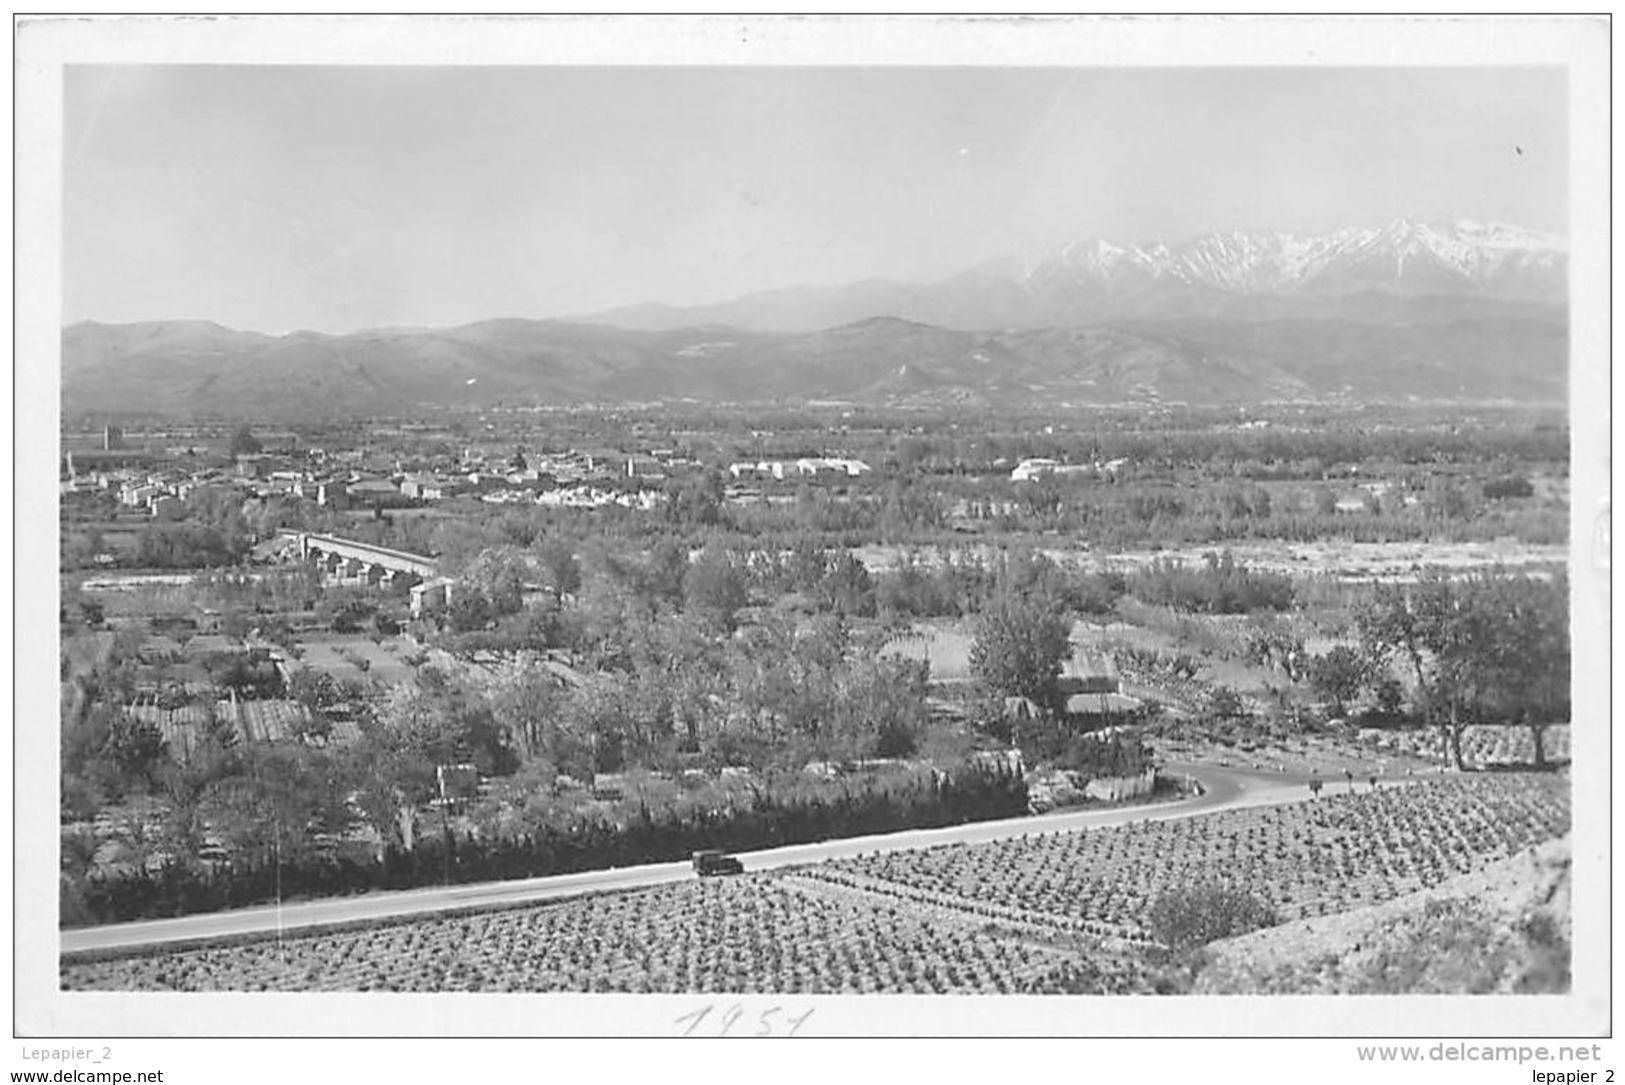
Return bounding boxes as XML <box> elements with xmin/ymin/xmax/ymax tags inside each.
<box><xmin>79</xmin><ymin>598</ymin><xmax>106</xmax><ymax>628</ymax></box>
<box><xmin>1423</xmin><ymin>477</ymin><xmax>1472</xmax><ymax>521</ymax></box>
<box><xmin>818</xmin><ymin>552</ymin><xmax>875</xmax><ymax>617</ymax></box>
<box><xmin>1357</xmin><ymin>571</ymin><xmax>1568</xmax><ymax>770</ymax></box>
<box><xmin>666</xmin><ymin>470</ymin><xmax>724</xmax><ymax>528</ymax></box>
<box><xmin>105</xmin><ymin>715</ymin><xmax>168</xmax><ymax>790</ymax></box>
<box><xmin>829</xmin><ymin>657</ymin><xmax>929</xmax><ymax>761</ymax></box>
<box><xmin>1000</xmin><ymin>548</ymin><xmax>1067</xmax><ymax>601</ymax></box>
<box><xmin>1359</xmin><ymin>576</ymin><xmax>1467</xmax><ymax>768</ymax></box>
<box><xmin>1245</xmin><ymin>621</ymin><xmax>1306</xmax><ymax>683</ymax></box>
<box><xmin>345</xmin><ymin>669</ymin><xmax>516</xmax><ymax>854</ymax></box>
<box><xmin>198</xmin><ymin>743</ymin><xmax>352</xmax><ymax>865</ymax></box>
<box><xmin>285</xmin><ymin>667</ymin><xmax>342</xmax><ymax>742</ymax></box>
<box><xmin>683</xmin><ymin>544</ymin><xmax>748</xmax><ymax>634</ymax></box>
<box><xmin>347</xmin><ymin>685</ymin><xmax>452</xmax><ymax>855</ymax></box>
<box><xmin>969</xmin><ymin>590</ymin><xmax>1071</xmax><ymax>710</ymax></box>
<box><xmin>644</xmin><ymin>539</ymin><xmax>690</xmax><ymax>609</ymax></box>
<box><xmin>1249</xmin><ymin>486</ymin><xmax>1273</xmax><ymax>519</ymax></box>
<box><xmin>532</xmin><ymin>536</ymin><xmax>582</xmax><ymax>604</ymax></box>
<box><xmin>483</xmin><ymin>653</ymin><xmax>584</xmax><ymax>770</ymax></box>
<box><xmin>1477</xmin><ymin>571</ymin><xmax>1570</xmax><ymax>766</ymax></box>
<box><xmin>229</xmin><ymin>425</ymin><xmax>263</xmax><ymax>457</ymax></box>
<box><xmin>1206</xmin><ymin>684</ymin><xmax>1247</xmax><ymax>720</ymax></box>
<box><xmin>457</xmin><ymin>546</ymin><xmax>529</xmax><ymax>618</ymax></box>
<box><xmin>1306</xmin><ymin>645</ymin><xmax>1372</xmax><ymax>717</ymax></box>
<box><xmin>135</xmin><ymin>522</ymin><xmax>246</xmax><ymax>569</ymax></box>
<box><xmin>785</xmin><ymin>536</ymin><xmax>830</xmax><ymax>593</ymax></box>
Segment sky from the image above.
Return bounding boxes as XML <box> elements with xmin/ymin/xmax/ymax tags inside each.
<box><xmin>63</xmin><ymin>65</ymin><xmax>1568</xmax><ymax>334</ymax></box>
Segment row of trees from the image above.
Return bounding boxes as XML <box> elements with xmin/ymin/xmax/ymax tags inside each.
<box><xmin>1354</xmin><ymin>571</ymin><xmax>1570</xmax><ymax>768</ymax></box>
<box><xmin>1230</xmin><ymin>569</ymin><xmax>1571</xmax><ymax>764</ymax></box>
<box><xmin>333</xmin><ymin>449</ymin><xmax>1559</xmax><ymax>572</ymax></box>
<box><xmin>63</xmin><ymin>759</ymin><xmax>1029</xmax><ymax>926</ymax></box>
<box><xmin>433</xmin><ymin>536</ymin><xmax>1311</xmax><ymax>663</ymax></box>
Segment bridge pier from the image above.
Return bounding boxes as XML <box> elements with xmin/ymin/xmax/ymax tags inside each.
<box><xmin>409</xmin><ymin>578</ymin><xmax>454</xmax><ymax>618</ymax></box>
<box><xmin>280</xmin><ymin>532</ymin><xmax>445</xmax><ymax>600</ymax></box>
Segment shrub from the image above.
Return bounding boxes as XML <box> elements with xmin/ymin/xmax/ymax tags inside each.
<box><xmin>1148</xmin><ymin>884</ymin><xmax>1279</xmax><ymax>950</ymax></box>
<box><xmin>1069</xmin><ymin>571</ymin><xmax>1128</xmax><ymax>616</ymax></box>
<box><xmin>1370</xmin><ymin>678</ymin><xmax>1407</xmax><ymax>723</ymax></box>
<box><xmin>1207</xmin><ymin>685</ymin><xmax>1247</xmax><ymax>720</ymax></box>
<box><xmin>1129</xmin><ymin>551</ymin><xmax>1295</xmax><ymax>614</ymax></box>
<box><xmin>873</xmin><ymin>716</ymin><xmax>918</xmax><ymax>759</ymax></box>
<box><xmin>1483</xmin><ymin>475</ymin><xmax>1535</xmax><ymax>500</ymax></box>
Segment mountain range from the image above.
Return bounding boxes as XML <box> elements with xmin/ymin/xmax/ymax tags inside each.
<box><xmin>61</xmin><ymin>218</ymin><xmax>1568</xmax><ymax>419</ymax></box>
<box><xmin>580</xmin><ymin>217</ymin><xmax>1566</xmax><ymax>332</ymax></box>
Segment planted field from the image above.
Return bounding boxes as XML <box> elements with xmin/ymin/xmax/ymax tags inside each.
<box><xmin>123</xmin><ymin>697</ymin><xmax>316</xmax><ymax>752</ymax></box>
<box><xmin>806</xmin><ymin>773</ymin><xmax>1569</xmax><ymax>937</ymax></box>
<box><xmin>61</xmin><ymin>772</ymin><xmax>1567</xmax><ymax>995</ymax></box>
<box><xmin>61</xmin><ymin>877</ymin><xmax>1141</xmax><ymax>995</ymax></box>
<box><xmin>885</xmin><ymin>620</ymin><xmax>1124</xmax><ymax>685</ymax></box>
<box><xmin>126</xmin><ymin>700</ymin><xmax>229</xmax><ymax>759</ymax></box>
<box><xmin>294</xmin><ymin>636</ymin><xmax>416</xmax><ymax>685</ymax></box>
<box><xmin>1359</xmin><ymin>725</ymin><xmax>1572</xmax><ymax>767</ymax></box>
<box><xmin>880</xmin><ymin>623</ymin><xmax>976</xmax><ymax>681</ymax></box>
<box><xmin>234</xmin><ymin>699</ymin><xmax>313</xmax><ymax>743</ymax></box>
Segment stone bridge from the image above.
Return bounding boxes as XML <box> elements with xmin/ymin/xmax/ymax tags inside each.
<box><xmin>284</xmin><ymin>533</ymin><xmax>458</xmax><ymax>616</ymax></box>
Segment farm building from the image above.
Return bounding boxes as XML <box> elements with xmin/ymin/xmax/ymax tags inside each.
<box><xmin>65</xmin><ymin>449</ymin><xmax>159</xmax><ymax>478</ymax></box>
<box><xmin>729</xmin><ymin>461</ymin><xmax>787</xmax><ymax>482</ymax></box>
<box><xmin>794</xmin><ymin>457</ymin><xmax>871</xmax><ymax>478</ymax></box>
<box><xmin>317</xmin><ymin>481</ymin><xmax>351</xmax><ymax>508</ymax></box>
<box><xmin>1063</xmin><ymin>691</ymin><xmax>1144</xmax><ymax>717</ymax></box>
<box><xmin>1334</xmin><ymin>491</ymin><xmax>1373</xmax><ymax>514</ymax></box>
<box><xmin>349</xmin><ymin>477</ymin><xmax>414</xmax><ymax>508</ymax></box>
<box><xmin>625</xmin><ymin>455</ymin><xmax>668</xmax><ymax>480</ymax></box>
<box><xmin>1011</xmin><ymin>458</ymin><xmax>1118</xmax><ymax>482</ymax></box>
<box><xmin>1058</xmin><ymin>653</ymin><xmax>1121</xmax><ymax>695</ymax></box>
<box><xmin>1057</xmin><ymin>654</ymin><xmax>1142</xmax><ymax>720</ymax></box>
<box><xmin>120</xmin><ymin>483</ymin><xmax>161</xmax><ymax>507</ymax></box>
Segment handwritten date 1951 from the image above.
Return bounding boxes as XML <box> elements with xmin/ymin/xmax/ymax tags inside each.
<box><xmin>674</xmin><ymin>1003</ymin><xmax>815</xmax><ymax>1037</ymax></box>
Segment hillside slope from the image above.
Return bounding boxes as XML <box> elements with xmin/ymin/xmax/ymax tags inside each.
<box><xmin>1194</xmin><ymin>833</ymin><xmax>1572</xmax><ymax>995</ymax></box>
<box><xmin>61</xmin><ymin>312</ymin><xmax>1567</xmax><ymax>419</ymax></box>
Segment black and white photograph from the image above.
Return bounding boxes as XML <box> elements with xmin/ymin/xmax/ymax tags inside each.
<box><xmin>13</xmin><ymin>12</ymin><xmax>1612</xmax><ymax>1064</ymax></box>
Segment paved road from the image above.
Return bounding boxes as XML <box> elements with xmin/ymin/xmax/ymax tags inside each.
<box><xmin>59</xmin><ymin>761</ymin><xmax>1383</xmax><ymax>955</ymax></box>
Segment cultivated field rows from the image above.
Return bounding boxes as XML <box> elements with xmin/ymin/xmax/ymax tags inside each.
<box><xmin>1359</xmin><ymin>724</ymin><xmax>1572</xmax><ymax>767</ymax></box>
<box><xmin>61</xmin><ymin>772</ymin><xmax>1568</xmax><ymax>994</ymax></box>
<box><xmin>812</xmin><ymin>774</ymin><xmax>1569</xmax><ymax>935</ymax></box>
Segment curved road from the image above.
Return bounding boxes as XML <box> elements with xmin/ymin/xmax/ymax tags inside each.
<box><xmin>60</xmin><ymin>762</ymin><xmax>1379</xmax><ymax>956</ymax></box>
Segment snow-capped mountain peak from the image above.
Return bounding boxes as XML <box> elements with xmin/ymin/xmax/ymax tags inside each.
<box><xmin>994</xmin><ymin>216</ymin><xmax>1565</xmax><ymax>303</ymax></box>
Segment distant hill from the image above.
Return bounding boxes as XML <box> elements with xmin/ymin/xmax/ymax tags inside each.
<box><xmin>61</xmin><ymin>310</ymin><xmax>1567</xmax><ymax>420</ymax></box>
